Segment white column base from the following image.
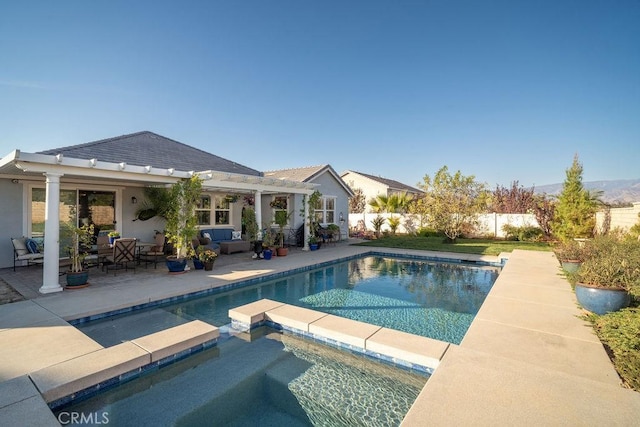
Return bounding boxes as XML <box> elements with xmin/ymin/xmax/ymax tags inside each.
<box><xmin>39</xmin><ymin>284</ymin><xmax>63</xmax><ymax>294</ymax></box>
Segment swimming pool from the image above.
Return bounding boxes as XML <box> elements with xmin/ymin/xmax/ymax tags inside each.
<box><xmin>56</xmin><ymin>330</ymin><xmax>428</xmax><ymax>426</ymax></box>
<box><xmin>78</xmin><ymin>255</ymin><xmax>499</xmax><ymax>346</ymax></box>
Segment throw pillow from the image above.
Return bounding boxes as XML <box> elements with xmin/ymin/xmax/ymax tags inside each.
<box><xmin>26</xmin><ymin>239</ymin><xmax>39</xmax><ymax>253</ymax></box>
<box><xmin>203</xmin><ymin>232</ymin><xmax>212</xmax><ymax>240</ymax></box>
<box><xmin>232</xmin><ymin>231</ymin><xmax>241</xmax><ymax>240</ymax></box>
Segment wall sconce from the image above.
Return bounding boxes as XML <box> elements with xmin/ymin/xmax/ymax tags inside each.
<box><xmin>339</xmin><ymin>212</ymin><xmax>345</xmax><ymax>225</ymax></box>
<box><xmin>131</xmin><ymin>196</ymin><xmax>137</xmax><ymax>204</ymax></box>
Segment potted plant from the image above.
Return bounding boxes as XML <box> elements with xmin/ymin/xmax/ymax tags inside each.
<box><xmin>274</xmin><ymin>209</ymin><xmax>292</xmax><ymax>256</ymax></box>
<box><xmin>65</xmin><ymin>223</ymin><xmax>95</xmax><ymax>288</ymax></box>
<box><xmin>262</xmin><ymin>229</ymin><xmax>275</xmax><ymax>260</ymax></box>
<box><xmin>574</xmin><ymin>236</ymin><xmax>640</xmax><ymax>314</ymax></box>
<box><xmin>198</xmin><ymin>248</ymin><xmax>218</xmax><ymax>271</ymax></box>
<box><xmin>242</xmin><ymin>208</ymin><xmax>262</xmax><ymax>257</ymax></box>
<box><xmin>308</xmin><ymin>235</ymin><xmax>319</xmax><ymax>251</ymax></box>
<box><xmin>107</xmin><ymin>230</ymin><xmax>120</xmax><ymax>245</ymax></box>
<box><xmin>164</xmin><ymin>176</ymin><xmax>203</xmax><ymax>273</ymax></box>
<box><xmin>553</xmin><ymin>239</ymin><xmax>588</xmax><ymax>273</ymax></box>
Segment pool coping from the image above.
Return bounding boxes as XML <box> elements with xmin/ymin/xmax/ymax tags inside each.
<box><xmin>228</xmin><ymin>299</ymin><xmax>450</xmax><ymax>374</ymax></box>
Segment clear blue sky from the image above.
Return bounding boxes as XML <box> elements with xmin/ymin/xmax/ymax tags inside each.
<box><xmin>1</xmin><ymin>0</ymin><xmax>639</xmax><ymax>189</ymax></box>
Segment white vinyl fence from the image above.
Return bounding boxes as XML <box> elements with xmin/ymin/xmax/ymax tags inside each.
<box><xmin>349</xmin><ymin>213</ymin><xmax>539</xmax><ymax>238</ymax></box>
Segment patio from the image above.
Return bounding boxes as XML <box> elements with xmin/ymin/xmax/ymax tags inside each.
<box><xmin>1</xmin><ymin>244</ymin><xmax>639</xmax><ymax>425</ymax></box>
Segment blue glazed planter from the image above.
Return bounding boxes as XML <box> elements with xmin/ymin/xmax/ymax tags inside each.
<box><xmin>193</xmin><ymin>259</ymin><xmax>204</xmax><ymax>270</ymax></box>
<box><xmin>166</xmin><ymin>258</ymin><xmax>187</xmax><ymax>273</ymax></box>
<box><xmin>575</xmin><ymin>283</ymin><xmax>630</xmax><ymax>315</ymax></box>
<box><xmin>561</xmin><ymin>261</ymin><xmax>581</xmax><ymax>274</ymax></box>
<box><xmin>66</xmin><ymin>271</ymin><xmax>89</xmax><ymax>288</ymax></box>
<box><xmin>309</xmin><ymin>243</ymin><xmax>319</xmax><ymax>251</ymax></box>
<box><xmin>263</xmin><ymin>249</ymin><xmax>272</xmax><ymax>260</ymax></box>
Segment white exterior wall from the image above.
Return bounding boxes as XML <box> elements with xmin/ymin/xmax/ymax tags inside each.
<box><xmin>310</xmin><ymin>172</ymin><xmax>351</xmax><ymax>239</ymax></box>
<box><xmin>349</xmin><ymin>212</ymin><xmax>539</xmax><ymax>238</ymax></box>
<box><xmin>596</xmin><ymin>202</ymin><xmax>640</xmax><ymax>233</ymax></box>
<box><xmin>1</xmin><ymin>178</ymin><xmax>26</xmax><ymax>269</ymax></box>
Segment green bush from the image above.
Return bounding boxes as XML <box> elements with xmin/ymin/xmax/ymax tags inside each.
<box><xmin>417</xmin><ymin>227</ymin><xmax>441</xmax><ymax>237</ymax></box>
<box><xmin>587</xmin><ymin>308</ymin><xmax>640</xmax><ymax>391</ymax></box>
<box><xmin>502</xmin><ymin>225</ymin><xmax>544</xmax><ymax>242</ymax></box>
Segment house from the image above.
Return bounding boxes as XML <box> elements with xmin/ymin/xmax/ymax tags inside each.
<box><xmin>340</xmin><ymin>170</ymin><xmax>424</xmax><ymax>212</ymax></box>
<box><xmin>0</xmin><ymin>131</ymin><xmax>350</xmax><ymax>294</ymax></box>
<box><xmin>264</xmin><ymin>165</ymin><xmax>354</xmax><ymax>239</ymax></box>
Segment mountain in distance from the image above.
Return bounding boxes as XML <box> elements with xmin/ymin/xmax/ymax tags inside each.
<box><xmin>534</xmin><ymin>179</ymin><xmax>640</xmax><ymax>205</ymax></box>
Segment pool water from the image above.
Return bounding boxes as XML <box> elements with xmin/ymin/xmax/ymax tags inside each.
<box><xmin>78</xmin><ymin>256</ymin><xmax>499</xmax><ymax>346</ymax></box>
<box><xmin>56</xmin><ymin>331</ymin><xmax>428</xmax><ymax>426</ymax></box>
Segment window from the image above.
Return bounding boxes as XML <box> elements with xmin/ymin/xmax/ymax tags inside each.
<box><xmin>215</xmin><ymin>197</ymin><xmax>230</xmax><ymax>225</ymax></box>
<box><xmin>195</xmin><ymin>194</ymin><xmax>233</xmax><ymax>226</ymax></box>
<box><xmin>196</xmin><ymin>195</ymin><xmax>211</xmax><ymax>225</ymax></box>
<box><xmin>315</xmin><ymin>196</ymin><xmax>336</xmax><ymax>225</ymax></box>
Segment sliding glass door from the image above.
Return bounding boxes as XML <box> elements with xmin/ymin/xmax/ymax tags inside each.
<box><xmin>31</xmin><ymin>188</ymin><xmax>116</xmax><ymax>257</ymax></box>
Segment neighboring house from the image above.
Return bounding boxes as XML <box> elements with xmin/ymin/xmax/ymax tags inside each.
<box><xmin>264</xmin><ymin>165</ymin><xmax>354</xmax><ymax>239</ymax></box>
<box><xmin>0</xmin><ymin>131</ymin><xmax>347</xmax><ymax>293</ymax></box>
<box><xmin>340</xmin><ymin>170</ymin><xmax>424</xmax><ymax>213</ymax></box>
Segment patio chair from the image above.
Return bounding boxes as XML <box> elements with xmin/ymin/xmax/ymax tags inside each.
<box><xmin>84</xmin><ymin>235</ymin><xmax>111</xmax><ymax>269</ymax></box>
<box><xmin>11</xmin><ymin>237</ymin><xmax>44</xmax><ymax>271</ymax></box>
<box><xmin>103</xmin><ymin>238</ymin><xmax>137</xmax><ymax>275</ymax></box>
<box><xmin>138</xmin><ymin>233</ymin><xmax>166</xmax><ymax>269</ymax></box>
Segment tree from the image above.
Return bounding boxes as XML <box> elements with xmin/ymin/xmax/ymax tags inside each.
<box><xmin>417</xmin><ymin>166</ymin><xmax>488</xmax><ymax>242</ymax></box>
<box><xmin>348</xmin><ymin>187</ymin><xmax>367</xmax><ymax>213</ymax></box>
<box><xmin>551</xmin><ymin>154</ymin><xmax>598</xmax><ymax>240</ymax></box>
<box><xmin>532</xmin><ymin>194</ymin><xmax>555</xmax><ymax>238</ymax></box>
<box><xmin>164</xmin><ymin>175</ymin><xmax>203</xmax><ymax>259</ymax></box>
<box><xmin>489</xmin><ymin>181</ymin><xmax>535</xmax><ymax>213</ymax></box>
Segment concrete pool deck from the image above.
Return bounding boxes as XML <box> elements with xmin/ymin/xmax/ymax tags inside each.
<box><xmin>1</xmin><ymin>244</ymin><xmax>639</xmax><ymax>425</ymax></box>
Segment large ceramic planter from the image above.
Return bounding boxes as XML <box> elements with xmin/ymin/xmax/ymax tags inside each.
<box><xmin>263</xmin><ymin>249</ymin><xmax>273</xmax><ymax>260</ymax></box>
<box><xmin>193</xmin><ymin>259</ymin><xmax>204</xmax><ymax>270</ymax></box>
<box><xmin>309</xmin><ymin>243</ymin><xmax>319</xmax><ymax>251</ymax></box>
<box><xmin>561</xmin><ymin>260</ymin><xmax>581</xmax><ymax>274</ymax></box>
<box><xmin>166</xmin><ymin>257</ymin><xmax>187</xmax><ymax>273</ymax></box>
<box><xmin>575</xmin><ymin>283</ymin><xmax>630</xmax><ymax>315</ymax></box>
<box><xmin>276</xmin><ymin>247</ymin><xmax>288</xmax><ymax>257</ymax></box>
<box><xmin>66</xmin><ymin>271</ymin><xmax>89</xmax><ymax>289</ymax></box>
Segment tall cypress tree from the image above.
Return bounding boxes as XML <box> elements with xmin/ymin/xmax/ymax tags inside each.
<box><xmin>551</xmin><ymin>154</ymin><xmax>597</xmax><ymax>240</ymax></box>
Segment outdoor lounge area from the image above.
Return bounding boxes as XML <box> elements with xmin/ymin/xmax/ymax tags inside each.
<box><xmin>1</xmin><ymin>243</ymin><xmax>639</xmax><ymax>425</ymax></box>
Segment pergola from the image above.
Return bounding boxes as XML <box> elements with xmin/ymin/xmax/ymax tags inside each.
<box><xmin>0</xmin><ymin>150</ymin><xmax>317</xmax><ymax>294</ymax></box>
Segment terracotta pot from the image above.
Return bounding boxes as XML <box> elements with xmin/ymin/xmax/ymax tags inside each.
<box><xmin>276</xmin><ymin>247</ymin><xmax>288</xmax><ymax>256</ymax></box>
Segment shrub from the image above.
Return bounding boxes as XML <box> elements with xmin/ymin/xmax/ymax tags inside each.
<box><xmin>502</xmin><ymin>225</ymin><xmax>544</xmax><ymax>242</ymax></box>
<box><xmin>552</xmin><ymin>239</ymin><xmax>588</xmax><ymax>262</ymax></box>
<box><xmin>587</xmin><ymin>308</ymin><xmax>640</xmax><ymax>391</ymax></box>
<box><xmin>577</xmin><ymin>236</ymin><xmax>640</xmax><ymax>291</ymax></box>
<box><xmin>417</xmin><ymin>227</ymin><xmax>441</xmax><ymax>237</ymax></box>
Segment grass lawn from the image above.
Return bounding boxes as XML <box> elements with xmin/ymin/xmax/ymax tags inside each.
<box><xmin>353</xmin><ymin>235</ymin><xmax>551</xmax><ymax>256</ymax></box>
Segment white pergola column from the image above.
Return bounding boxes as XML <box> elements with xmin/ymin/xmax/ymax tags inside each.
<box><xmin>254</xmin><ymin>190</ymin><xmax>262</xmax><ymax>230</ymax></box>
<box><xmin>40</xmin><ymin>172</ymin><xmax>63</xmax><ymax>294</ymax></box>
<box><xmin>302</xmin><ymin>194</ymin><xmax>310</xmax><ymax>251</ymax></box>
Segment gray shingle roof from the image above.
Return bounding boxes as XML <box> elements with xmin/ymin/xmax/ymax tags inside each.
<box><xmin>343</xmin><ymin>170</ymin><xmax>423</xmax><ymax>193</ymax></box>
<box><xmin>38</xmin><ymin>131</ymin><xmax>262</xmax><ymax>176</ymax></box>
<box><xmin>264</xmin><ymin>165</ymin><xmax>328</xmax><ymax>182</ymax></box>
